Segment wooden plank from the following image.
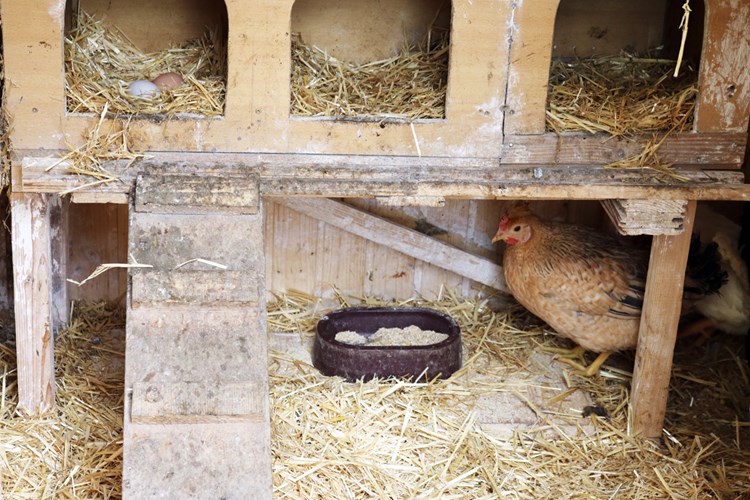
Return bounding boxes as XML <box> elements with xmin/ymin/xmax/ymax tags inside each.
<box><xmin>131</xmin><ymin>381</ymin><xmax>265</xmax><ymax>424</ymax></box>
<box><xmin>502</xmin><ymin>133</ymin><xmax>747</xmax><ymax>166</ymax></box>
<box><xmin>276</xmin><ymin>198</ymin><xmax>507</xmax><ymax>292</ymax></box>
<box><xmin>11</xmin><ymin>193</ymin><xmax>54</xmax><ymax>414</ymax></box>
<box><xmin>630</xmin><ymin>200</ymin><xmax>697</xmax><ymax>438</ymax></box>
<box><xmin>504</xmin><ymin>0</ymin><xmax>559</xmax><ymax>135</ymax></box>
<box><xmin>49</xmin><ymin>196</ymin><xmax>69</xmax><ymax>328</ymax></box>
<box><xmin>123</xmin><ymin>420</ymin><xmax>272</xmax><ymax>499</ymax></box>
<box><xmin>15</xmin><ymin>152</ymin><xmax>750</xmax><ymax>201</ymax></box>
<box><xmin>131</xmin><ymin>270</ymin><xmax>260</xmax><ymax>305</ymax></box>
<box><xmin>135</xmin><ymin>173</ymin><xmax>260</xmax><ymax>214</ymax></box>
<box><xmin>67</xmin><ymin>203</ymin><xmax>129</xmax><ymax>304</ymax></box>
<box><xmin>695</xmin><ymin>0</ymin><xmax>750</xmax><ymax>133</ymax></box>
<box><xmin>600</xmin><ymin>199</ymin><xmax>687</xmax><ymax>236</ymax></box>
<box><xmin>126</xmin><ymin>306</ymin><xmax>267</xmax><ymax>385</ymax></box>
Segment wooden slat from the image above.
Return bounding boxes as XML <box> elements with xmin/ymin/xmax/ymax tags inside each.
<box><xmin>501</xmin><ymin>133</ymin><xmax>747</xmax><ymax>166</ymax></box>
<box><xmin>630</xmin><ymin>200</ymin><xmax>697</xmax><ymax>438</ymax></box>
<box><xmin>695</xmin><ymin>0</ymin><xmax>750</xmax><ymax>133</ymax></box>
<box><xmin>276</xmin><ymin>197</ymin><xmax>507</xmax><ymax>292</ymax></box>
<box><xmin>16</xmin><ymin>153</ymin><xmax>750</xmax><ymax>202</ymax></box>
<box><xmin>131</xmin><ymin>381</ymin><xmax>265</xmax><ymax>424</ymax></box>
<box><xmin>135</xmin><ymin>173</ymin><xmax>260</xmax><ymax>214</ymax></box>
<box><xmin>11</xmin><ymin>193</ymin><xmax>55</xmax><ymax>414</ymax></box>
<box><xmin>600</xmin><ymin>199</ymin><xmax>688</xmax><ymax>236</ymax></box>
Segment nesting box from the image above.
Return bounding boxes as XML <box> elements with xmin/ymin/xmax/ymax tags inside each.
<box><xmin>502</xmin><ymin>0</ymin><xmax>750</xmax><ymax>168</ymax></box>
<box><xmin>2</xmin><ymin>0</ymin><xmax>509</xmax><ymax>157</ymax></box>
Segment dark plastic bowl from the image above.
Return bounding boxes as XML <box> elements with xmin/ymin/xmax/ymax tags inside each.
<box><xmin>313</xmin><ymin>307</ymin><xmax>462</xmax><ymax>382</ymax></box>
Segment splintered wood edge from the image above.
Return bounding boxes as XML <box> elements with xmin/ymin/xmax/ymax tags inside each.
<box><xmin>601</xmin><ymin>199</ymin><xmax>688</xmax><ymax>236</ymax></box>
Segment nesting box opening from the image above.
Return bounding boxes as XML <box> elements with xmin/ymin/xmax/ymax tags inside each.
<box><xmin>546</xmin><ymin>0</ymin><xmax>705</xmax><ymax>137</ymax></box>
<box><xmin>289</xmin><ymin>0</ymin><xmax>452</xmax><ymax>123</ymax></box>
<box><xmin>63</xmin><ymin>0</ymin><xmax>228</xmax><ymax>119</ymax></box>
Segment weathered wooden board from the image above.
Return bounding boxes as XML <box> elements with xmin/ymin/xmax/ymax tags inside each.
<box><xmin>131</xmin><ymin>380</ymin><xmax>265</xmax><ymax>424</ymax></box>
<box><xmin>126</xmin><ymin>306</ymin><xmax>266</xmax><ymax>384</ymax></box>
<box><xmin>124</xmin><ymin>177</ymin><xmax>271</xmax><ymax>498</ymax></box>
<box><xmin>135</xmin><ymin>173</ymin><xmax>260</xmax><ymax>214</ymax></box>
<box><xmin>601</xmin><ymin>199</ymin><xmax>688</xmax><ymax>236</ymax></box>
<box><xmin>276</xmin><ymin>197</ymin><xmax>507</xmax><ymax>292</ymax></box>
<box><xmin>11</xmin><ymin>193</ymin><xmax>56</xmax><ymax>414</ymax></box>
<box><xmin>123</xmin><ymin>420</ymin><xmax>272</xmax><ymax>499</ymax></box>
<box><xmin>630</xmin><ymin>200</ymin><xmax>697</xmax><ymax>438</ymax></box>
<box><xmin>16</xmin><ymin>153</ymin><xmax>750</xmax><ymax>202</ymax></box>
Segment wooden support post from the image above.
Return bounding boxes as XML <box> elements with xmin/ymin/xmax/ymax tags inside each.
<box><xmin>630</xmin><ymin>200</ymin><xmax>697</xmax><ymax>438</ymax></box>
<box><xmin>11</xmin><ymin>192</ymin><xmax>55</xmax><ymax>414</ymax></box>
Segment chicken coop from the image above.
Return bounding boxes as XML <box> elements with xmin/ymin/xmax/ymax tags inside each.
<box><xmin>2</xmin><ymin>0</ymin><xmax>750</xmax><ymax>497</ymax></box>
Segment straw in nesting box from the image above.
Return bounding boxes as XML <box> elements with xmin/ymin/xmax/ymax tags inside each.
<box><xmin>546</xmin><ymin>54</ymin><xmax>698</xmax><ymax>137</ymax></box>
<box><xmin>290</xmin><ymin>32</ymin><xmax>449</xmax><ymax>121</ymax></box>
<box><xmin>65</xmin><ymin>11</ymin><xmax>226</xmax><ymax>117</ymax></box>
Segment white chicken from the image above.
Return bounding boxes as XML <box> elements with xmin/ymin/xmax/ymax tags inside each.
<box><xmin>684</xmin><ymin>204</ymin><xmax>750</xmax><ymax>339</ymax></box>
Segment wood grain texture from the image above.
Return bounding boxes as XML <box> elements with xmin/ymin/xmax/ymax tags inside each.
<box><xmin>695</xmin><ymin>0</ymin><xmax>750</xmax><ymax>133</ymax></box>
<box><xmin>16</xmin><ymin>152</ymin><xmax>750</xmax><ymax>201</ymax></box>
<box><xmin>276</xmin><ymin>197</ymin><xmax>507</xmax><ymax>292</ymax></box>
<box><xmin>630</xmin><ymin>200</ymin><xmax>697</xmax><ymax>438</ymax></box>
<box><xmin>11</xmin><ymin>193</ymin><xmax>55</xmax><ymax>414</ymax></box>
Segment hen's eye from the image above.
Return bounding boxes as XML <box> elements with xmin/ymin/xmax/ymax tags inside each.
<box><xmin>513</xmin><ymin>225</ymin><xmax>521</xmax><ymax>231</ymax></box>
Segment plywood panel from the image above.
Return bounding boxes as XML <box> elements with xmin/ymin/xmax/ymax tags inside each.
<box><xmin>291</xmin><ymin>0</ymin><xmax>450</xmax><ymax>64</ymax></box>
<box><xmin>265</xmin><ymin>202</ymin><xmax>321</xmax><ymax>296</ymax></box>
<box><xmin>79</xmin><ymin>0</ymin><xmax>227</xmax><ymax>52</ymax></box>
<box><xmin>67</xmin><ymin>203</ymin><xmax>128</xmax><ymax>304</ymax></box>
<box><xmin>552</xmin><ymin>0</ymin><xmax>668</xmax><ymax>57</ymax></box>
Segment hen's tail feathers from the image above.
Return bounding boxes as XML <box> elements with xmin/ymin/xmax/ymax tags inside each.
<box><xmin>684</xmin><ymin>235</ymin><xmax>728</xmax><ymax>298</ymax></box>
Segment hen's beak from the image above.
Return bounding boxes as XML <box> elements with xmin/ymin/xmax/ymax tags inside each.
<box><xmin>491</xmin><ymin>232</ymin><xmax>502</xmax><ymax>244</ymax></box>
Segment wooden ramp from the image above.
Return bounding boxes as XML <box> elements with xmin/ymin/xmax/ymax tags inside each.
<box><xmin>122</xmin><ymin>174</ymin><xmax>271</xmax><ymax>499</ymax></box>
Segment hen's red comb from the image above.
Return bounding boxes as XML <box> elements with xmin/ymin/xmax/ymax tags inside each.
<box><xmin>498</xmin><ymin>214</ymin><xmax>510</xmax><ymax>231</ymax></box>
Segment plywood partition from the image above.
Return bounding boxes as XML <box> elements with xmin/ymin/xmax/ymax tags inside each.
<box><xmin>3</xmin><ymin>0</ymin><xmax>508</xmax><ymax>157</ymax></box>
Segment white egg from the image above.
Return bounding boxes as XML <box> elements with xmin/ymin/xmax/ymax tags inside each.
<box><xmin>127</xmin><ymin>79</ymin><xmax>160</xmax><ymax>98</ymax></box>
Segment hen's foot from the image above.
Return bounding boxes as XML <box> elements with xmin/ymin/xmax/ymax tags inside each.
<box><xmin>540</xmin><ymin>345</ymin><xmax>611</xmax><ymax>377</ymax></box>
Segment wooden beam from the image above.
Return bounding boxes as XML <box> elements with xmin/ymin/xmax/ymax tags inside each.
<box><xmin>276</xmin><ymin>197</ymin><xmax>507</xmax><ymax>292</ymax></box>
<box><xmin>630</xmin><ymin>200</ymin><xmax>697</xmax><ymax>439</ymax></box>
<box><xmin>15</xmin><ymin>153</ymin><xmax>750</xmax><ymax>202</ymax></box>
<box><xmin>11</xmin><ymin>192</ymin><xmax>55</xmax><ymax>414</ymax></box>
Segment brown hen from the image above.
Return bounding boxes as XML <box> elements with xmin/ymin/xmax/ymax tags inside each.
<box><xmin>491</xmin><ymin>204</ymin><xmax>726</xmax><ymax>376</ymax></box>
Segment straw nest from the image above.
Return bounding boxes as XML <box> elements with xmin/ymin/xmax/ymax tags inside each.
<box><xmin>1</xmin><ymin>301</ymin><xmax>124</xmax><ymax>498</ymax></box>
<box><xmin>546</xmin><ymin>55</ymin><xmax>698</xmax><ymax>176</ymax></box>
<box><xmin>65</xmin><ymin>12</ymin><xmax>226</xmax><ymax>117</ymax></box>
<box><xmin>546</xmin><ymin>55</ymin><xmax>698</xmax><ymax>138</ymax></box>
<box><xmin>2</xmin><ymin>291</ymin><xmax>749</xmax><ymax>497</ymax></box>
<box><xmin>290</xmin><ymin>33</ymin><xmax>449</xmax><ymax>121</ymax></box>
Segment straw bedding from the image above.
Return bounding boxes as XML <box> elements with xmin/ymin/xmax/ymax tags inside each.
<box><xmin>290</xmin><ymin>33</ymin><xmax>449</xmax><ymax>121</ymax></box>
<box><xmin>2</xmin><ymin>292</ymin><xmax>749</xmax><ymax>497</ymax></box>
<box><xmin>1</xmin><ymin>301</ymin><xmax>124</xmax><ymax>498</ymax></box>
<box><xmin>546</xmin><ymin>55</ymin><xmax>698</xmax><ymax>138</ymax></box>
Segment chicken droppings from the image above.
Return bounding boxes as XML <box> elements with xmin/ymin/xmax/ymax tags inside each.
<box><xmin>335</xmin><ymin>326</ymin><xmax>448</xmax><ymax>347</ymax></box>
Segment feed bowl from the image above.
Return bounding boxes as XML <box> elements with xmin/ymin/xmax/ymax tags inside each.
<box><xmin>313</xmin><ymin>307</ymin><xmax>461</xmax><ymax>382</ymax></box>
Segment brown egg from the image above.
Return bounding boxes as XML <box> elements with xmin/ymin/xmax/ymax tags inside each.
<box><xmin>152</xmin><ymin>72</ymin><xmax>184</xmax><ymax>90</ymax></box>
